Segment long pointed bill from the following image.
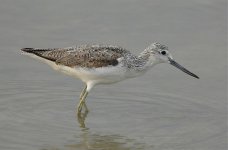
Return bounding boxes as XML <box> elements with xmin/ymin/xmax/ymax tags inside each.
<box><xmin>168</xmin><ymin>58</ymin><xmax>199</xmax><ymax>79</ymax></box>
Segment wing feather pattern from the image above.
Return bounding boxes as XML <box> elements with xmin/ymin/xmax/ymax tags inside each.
<box><xmin>56</xmin><ymin>46</ymin><xmax>124</xmax><ymax>68</ymax></box>
<box><xmin>22</xmin><ymin>45</ymin><xmax>127</xmax><ymax>68</ymax></box>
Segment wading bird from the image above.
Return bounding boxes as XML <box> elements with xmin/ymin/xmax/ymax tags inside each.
<box><xmin>21</xmin><ymin>43</ymin><xmax>199</xmax><ymax>113</ymax></box>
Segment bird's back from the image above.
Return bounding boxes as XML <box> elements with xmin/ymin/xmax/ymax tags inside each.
<box><xmin>21</xmin><ymin>44</ymin><xmax>130</xmax><ymax>68</ymax></box>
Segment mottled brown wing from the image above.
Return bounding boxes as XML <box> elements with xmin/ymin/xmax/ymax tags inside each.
<box><xmin>55</xmin><ymin>48</ymin><xmax>123</xmax><ymax>68</ymax></box>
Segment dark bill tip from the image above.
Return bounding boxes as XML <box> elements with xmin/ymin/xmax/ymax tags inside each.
<box><xmin>169</xmin><ymin>59</ymin><xmax>199</xmax><ymax>79</ymax></box>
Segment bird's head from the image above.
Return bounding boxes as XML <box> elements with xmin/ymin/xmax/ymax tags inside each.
<box><xmin>143</xmin><ymin>43</ymin><xmax>199</xmax><ymax>79</ymax></box>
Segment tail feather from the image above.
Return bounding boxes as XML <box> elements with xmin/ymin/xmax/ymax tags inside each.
<box><xmin>21</xmin><ymin>48</ymin><xmax>36</xmax><ymax>52</ymax></box>
<box><xmin>21</xmin><ymin>48</ymin><xmax>57</xmax><ymax>61</ymax></box>
<box><xmin>21</xmin><ymin>48</ymin><xmax>53</xmax><ymax>53</ymax></box>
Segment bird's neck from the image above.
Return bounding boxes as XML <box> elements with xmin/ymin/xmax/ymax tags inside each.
<box><xmin>126</xmin><ymin>51</ymin><xmax>159</xmax><ymax>78</ymax></box>
<box><xmin>137</xmin><ymin>51</ymin><xmax>159</xmax><ymax>69</ymax></box>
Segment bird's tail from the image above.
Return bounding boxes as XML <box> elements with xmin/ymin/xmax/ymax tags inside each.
<box><xmin>21</xmin><ymin>48</ymin><xmax>58</xmax><ymax>61</ymax></box>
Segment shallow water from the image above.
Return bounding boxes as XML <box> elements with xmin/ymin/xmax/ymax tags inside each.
<box><xmin>0</xmin><ymin>0</ymin><xmax>227</xmax><ymax>150</ymax></box>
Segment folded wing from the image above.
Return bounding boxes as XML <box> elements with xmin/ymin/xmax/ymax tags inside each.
<box><xmin>21</xmin><ymin>45</ymin><xmax>126</xmax><ymax>68</ymax></box>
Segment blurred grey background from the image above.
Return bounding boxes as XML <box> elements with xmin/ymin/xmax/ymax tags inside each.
<box><xmin>0</xmin><ymin>0</ymin><xmax>227</xmax><ymax>150</ymax></box>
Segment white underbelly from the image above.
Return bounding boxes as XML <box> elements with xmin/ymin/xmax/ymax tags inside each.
<box><xmin>58</xmin><ymin>64</ymin><xmax>128</xmax><ymax>84</ymax></box>
<box><xmin>23</xmin><ymin>52</ymin><xmax>128</xmax><ymax>84</ymax></box>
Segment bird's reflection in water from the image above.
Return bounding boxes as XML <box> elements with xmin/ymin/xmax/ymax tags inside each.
<box><xmin>41</xmin><ymin>111</ymin><xmax>150</xmax><ymax>150</ymax></box>
<box><xmin>77</xmin><ymin>111</ymin><xmax>89</xmax><ymax>129</ymax></box>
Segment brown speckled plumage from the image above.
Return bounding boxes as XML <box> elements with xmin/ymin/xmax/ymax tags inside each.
<box><xmin>21</xmin><ymin>45</ymin><xmax>130</xmax><ymax>68</ymax></box>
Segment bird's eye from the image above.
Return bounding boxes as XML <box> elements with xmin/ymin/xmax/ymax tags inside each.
<box><xmin>161</xmin><ymin>50</ymin><xmax>167</xmax><ymax>55</ymax></box>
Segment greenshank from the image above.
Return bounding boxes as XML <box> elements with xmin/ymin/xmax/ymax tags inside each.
<box><xmin>21</xmin><ymin>43</ymin><xmax>199</xmax><ymax>113</ymax></box>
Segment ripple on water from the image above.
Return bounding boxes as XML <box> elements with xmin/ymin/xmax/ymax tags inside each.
<box><xmin>0</xmin><ymin>80</ymin><xmax>225</xmax><ymax>150</ymax></box>
<box><xmin>0</xmin><ymin>80</ymin><xmax>155</xmax><ymax>150</ymax></box>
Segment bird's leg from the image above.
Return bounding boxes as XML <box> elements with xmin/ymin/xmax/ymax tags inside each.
<box><xmin>80</xmin><ymin>86</ymin><xmax>89</xmax><ymax>112</ymax></box>
<box><xmin>77</xmin><ymin>91</ymin><xmax>89</xmax><ymax>113</ymax></box>
<box><xmin>78</xmin><ymin>85</ymin><xmax>88</xmax><ymax>112</ymax></box>
<box><xmin>77</xmin><ymin>83</ymin><xmax>95</xmax><ymax>114</ymax></box>
<box><xmin>80</xmin><ymin>85</ymin><xmax>87</xmax><ymax>99</ymax></box>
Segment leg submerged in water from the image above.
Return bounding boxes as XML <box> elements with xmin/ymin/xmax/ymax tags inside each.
<box><xmin>77</xmin><ymin>82</ymin><xmax>95</xmax><ymax>114</ymax></box>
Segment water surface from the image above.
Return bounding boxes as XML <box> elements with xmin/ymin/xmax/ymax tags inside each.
<box><xmin>0</xmin><ymin>0</ymin><xmax>227</xmax><ymax>150</ymax></box>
